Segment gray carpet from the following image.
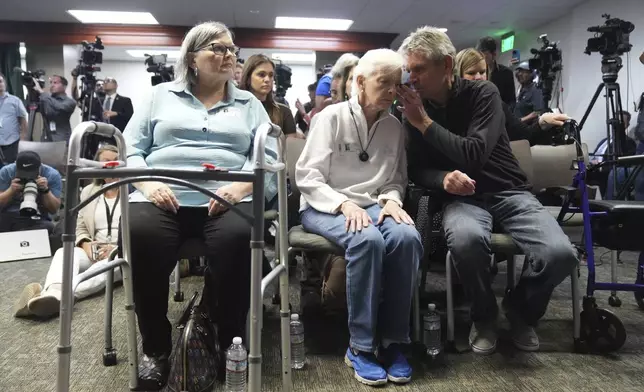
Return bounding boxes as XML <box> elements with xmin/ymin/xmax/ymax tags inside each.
<box><xmin>2</xmin><ymin>250</ymin><xmax>644</xmax><ymax>392</ymax></box>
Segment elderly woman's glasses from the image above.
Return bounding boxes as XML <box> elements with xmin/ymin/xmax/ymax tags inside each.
<box><xmin>198</xmin><ymin>43</ymin><xmax>240</xmax><ymax>57</ymax></box>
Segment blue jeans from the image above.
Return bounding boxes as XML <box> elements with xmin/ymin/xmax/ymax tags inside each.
<box><xmin>442</xmin><ymin>190</ymin><xmax>578</xmax><ymax>326</ymax></box>
<box><xmin>301</xmin><ymin>204</ymin><xmax>422</xmax><ymax>352</ymax></box>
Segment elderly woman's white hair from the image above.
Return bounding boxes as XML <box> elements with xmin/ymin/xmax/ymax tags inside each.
<box><xmin>175</xmin><ymin>21</ymin><xmax>233</xmax><ymax>85</ymax></box>
<box><xmin>331</xmin><ymin>53</ymin><xmax>360</xmax><ymax>79</ymax></box>
<box><xmin>350</xmin><ymin>49</ymin><xmax>403</xmax><ymax>98</ymax></box>
<box><xmin>398</xmin><ymin>26</ymin><xmax>456</xmax><ymax>61</ymax></box>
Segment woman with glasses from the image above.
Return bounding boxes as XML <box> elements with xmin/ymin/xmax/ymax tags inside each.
<box><xmin>239</xmin><ymin>54</ymin><xmax>302</xmax><ymax>138</ymax></box>
<box><xmin>123</xmin><ymin>21</ymin><xmax>277</xmax><ymax>390</ymax></box>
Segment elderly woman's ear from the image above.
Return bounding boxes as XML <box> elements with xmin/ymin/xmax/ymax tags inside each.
<box><xmin>356</xmin><ymin>75</ymin><xmax>365</xmax><ymax>93</ymax></box>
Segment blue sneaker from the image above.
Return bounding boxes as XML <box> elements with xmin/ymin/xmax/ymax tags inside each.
<box><xmin>344</xmin><ymin>348</ymin><xmax>387</xmax><ymax>386</ymax></box>
<box><xmin>381</xmin><ymin>345</ymin><xmax>412</xmax><ymax>384</ymax></box>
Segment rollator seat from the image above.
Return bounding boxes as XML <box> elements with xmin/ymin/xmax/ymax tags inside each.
<box><xmin>589</xmin><ymin>200</ymin><xmax>644</xmax><ymax>212</ymax></box>
<box><xmin>288</xmin><ymin>225</ymin><xmax>344</xmax><ymax>255</ymax></box>
<box><xmin>589</xmin><ymin>200</ymin><xmax>644</xmax><ymax>251</ymax></box>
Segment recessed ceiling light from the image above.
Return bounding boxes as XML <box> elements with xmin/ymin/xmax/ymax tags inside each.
<box><xmin>275</xmin><ymin>16</ymin><xmax>353</xmax><ymax>31</ymax></box>
<box><xmin>126</xmin><ymin>50</ymin><xmax>180</xmax><ymax>59</ymax></box>
<box><xmin>67</xmin><ymin>10</ymin><xmax>159</xmax><ymax>25</ymax></box>
<box><xmin>250</xmin><ymin>10</ymin><xmax>260</xmax><ymax>14</ymax></box>
<box><xmin>272</xmin><ymin>53</ymin><xmax>316</xmax><ymax>63</ymax></box>
<box><xmin>438</xmin><ymin>28</ymin><xmax>448</xmax><ymax>32</ymax></box>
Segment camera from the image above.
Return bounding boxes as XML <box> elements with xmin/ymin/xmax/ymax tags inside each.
<box><xmin>585</xmin><ymin>14</ymin><xmax>634</xmax><ymax>56</ymax></box>
<box><xmin>144</xmin><ymin>54</ymin><xmax>175</xmax><ymax>86</ymax></box>
<box><xmin>274</xmin><ymin>62</ymin><xmax>292</xmax><ymax>100</ymax></box>
<box><xmin>15</xmin><ymin>151</ymin><xmax>43</xmax><ymax>217</ymax></box>
<box><xmin>14</xmin><ymin>67</ymin><xmax>46</xmax><ymax>89</ymax></box>
<box><xmin>73</xmin><ymin>36</ymin><xmax>104</xmax><ymax>78</ymax></box>
<box><xmin>528</xmin><ymin>34</ymin><xmax>562</xmax><ymax>107</ymax></box>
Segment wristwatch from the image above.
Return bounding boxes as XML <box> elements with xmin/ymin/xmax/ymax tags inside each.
<box><xmin>38</xmin><ymin>187</ymin><xmax>50</xmax><ymax>194</ymax></box>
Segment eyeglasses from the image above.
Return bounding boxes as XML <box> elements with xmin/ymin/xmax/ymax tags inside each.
<box><xmin>198</xmin><ymin>43</ymin><xmax>240</xmax><ymax>57</ymax></box>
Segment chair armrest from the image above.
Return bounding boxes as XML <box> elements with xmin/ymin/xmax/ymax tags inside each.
<box><xmin>537</xmin><ymin>186</ymin><xmax>577</xmax><ymax>198</ymax></box>
<box><xmin>264</xmin><ymin>210</ymin><xmax>278</xmax><ymax>221</ymax></box>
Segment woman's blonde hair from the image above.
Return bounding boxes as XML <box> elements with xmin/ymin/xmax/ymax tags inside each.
<box><xmin>454</xmin><ymin>48</ymin><xmax>488</xmax><ymax>79</ymax></box>
<box><xmin>175</xmin><ymin>21</ymin><xmax>233</xmax><ymax>85</ymax></box>
<box><xmin>93</xmin><ymin>144</ymin><xmax>119</xmax><ymax>185</ymax></box>
<box><xmin>239</xmin><ymin>54</ymin><xmax>282</xmax><ymax>126</ymax></box>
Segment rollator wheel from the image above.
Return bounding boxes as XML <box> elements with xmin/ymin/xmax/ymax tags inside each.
<box><xmin>103</xmin><ymin>348</ymin><xmax>117</xmax><ymax>366</ymax></box>
<box><xmin>608</xmin><ymin>295</ymin><xmax>622</xmax><ymax>308</ymax></box>
<box><xmin>580</xmin><ymin>308</ymin><xmax>627</xmax><ymax>353</ymax></box>
<box><xmin>174</xmin><ymin>292</ymin><xmax>185</xmax><ymax>302</ymax></box>
<box><xmin>634</xmin><ymin>290</ymin><xmax>644</xmax><ymax>310</ymax></box>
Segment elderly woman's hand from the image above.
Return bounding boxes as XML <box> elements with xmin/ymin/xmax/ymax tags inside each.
<box><xmin>377</xmin><ymin>200</ymin><xmax>414</xmax><ymax>225</ymax></box>
<box><xmin>208</xmin><ymin>183</ymin><xmax>252</xmax><ymax>216</ymax></box>
<box><xmin>340</xmin><ymin>201</ymin><xmax>372</xmax><ymax>233</ymax></box>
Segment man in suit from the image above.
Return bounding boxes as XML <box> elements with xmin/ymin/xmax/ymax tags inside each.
<box><xmin>101</xmin><ymin>77</ymin><xmax>133</xmax><ymax>132</ymax></box>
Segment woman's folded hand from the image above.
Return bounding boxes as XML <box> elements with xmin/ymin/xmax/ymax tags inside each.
<box><xmin>340</xmin><ymin>201</ymin><xmax>372</xmax><ymax>233</ymax></box>
<box><xmin>377</xmin><ymin>200</ymin><xmax>414</xmax><ymax>225</ymax></box>
<box><xmin>139</xmin><ymin>181</ymin><xmax>180</xmax><ymax>214</ymax></box>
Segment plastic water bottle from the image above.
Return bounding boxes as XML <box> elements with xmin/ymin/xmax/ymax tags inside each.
<box><xmin>423</xmin><ymin>304</ymin><xmax>442</xmax><ymax>358</ymax></box>
<box><xmin>290</xmin><ymin>314</ymin><xmax>306</xmax><ymax>369</ymax></box>
<box><xmin>225</xmin><ymin>337</ymin><xmax>247</xmax><ymax>392</ymax></box>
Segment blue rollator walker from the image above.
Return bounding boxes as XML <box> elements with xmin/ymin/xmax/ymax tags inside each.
<box><xmin>556</xmin><ymin>119</ymin><xmax>644</xmax><ymax>353</ymax></box>
<box><xmin>55</xmin><ymin>122</ymin><xmax>293</xmax><ymax>392</ymax></box>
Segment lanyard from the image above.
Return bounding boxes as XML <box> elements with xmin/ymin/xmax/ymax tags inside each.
<box><xmin>103</xmin><ymin>193</ymin><xmax>120</xmax><ymax>241</ymax></box>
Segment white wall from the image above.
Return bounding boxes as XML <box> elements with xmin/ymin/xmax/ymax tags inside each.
<box><xmin>508</xmin><ymin>0</ymin><xmax>644</xmax><ymax>149</ymax></box>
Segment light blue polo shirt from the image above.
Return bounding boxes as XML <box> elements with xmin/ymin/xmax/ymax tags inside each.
<box><xmin>125</xmin><ymin>80</ymin><xmax>278</xmax><ymax>206</ymax></box>
<box><xmin>0</xmin><ymin>93</ymin><xmax>28</xmax><ymax>146</ymax></box>
<box><xmin>0</xmin><ymin>163</ymin><xmax>62</xmax><ymax>219</ymax></box>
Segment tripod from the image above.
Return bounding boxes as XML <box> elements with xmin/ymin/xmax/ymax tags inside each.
<box><xmin>78</xmin><ymin>74</ymin><xmax>107</xmax><ymax>159</ymax></box>
<box><xmin>25</xmin><ymin>88</ymin><xmax>45</xmax><ymax>142</ymax></box>
<box><xmin>579</xmin><ymin>54</ymin><xmax>630</xmax><ymax>200</ymax></box>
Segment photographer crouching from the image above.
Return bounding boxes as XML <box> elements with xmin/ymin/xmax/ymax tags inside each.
<box><xmin>0</xmin><ymin>151</ymin><xmax>62</xmax><ymax>233</ymax></box>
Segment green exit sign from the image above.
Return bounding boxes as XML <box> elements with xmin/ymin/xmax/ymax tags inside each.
<box><xmin>501</xmin><ymin>34</ymin><xmax>515</xmax><ymax>52</ymax></box>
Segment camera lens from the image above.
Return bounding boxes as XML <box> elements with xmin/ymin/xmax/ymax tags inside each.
<box><xmin>19</xmin><ymin>181</ymin><xmax>40</xmax><ymax>217</ymax></box>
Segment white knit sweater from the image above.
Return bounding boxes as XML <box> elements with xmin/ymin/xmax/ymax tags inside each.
<box><xmin>295</xmin><ymin>97</ymin><xmax>407</xmax><ymax>214</ymax></box>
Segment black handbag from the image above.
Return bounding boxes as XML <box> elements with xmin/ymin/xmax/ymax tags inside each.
<box><xmin>163</xmin><ymin>291</ymin><xmax>222</xmax><ymax>392</ymax></box>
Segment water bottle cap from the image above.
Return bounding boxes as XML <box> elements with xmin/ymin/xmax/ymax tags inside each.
<box><xmin>428</xmin><ymin>304</ymin><xmax>436</xmax><ymax>311</ymax></box>
<box><xmin>233</xmin><ymin>337</ymin><xmax>242</xmax><ymax>345</ymax></box>
<box><xmin>291</xmin><ymin>313</ymin><xmax>299</xmax><ymax>321</ymax></box>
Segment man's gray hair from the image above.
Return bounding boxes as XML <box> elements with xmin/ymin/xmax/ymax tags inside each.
<box><xmin>398</xmin><ymin>26</ymin><xmax>456</xmax><ymax>61</ymax></box>
<box><xmin>331</xmin><ymin>53</ymin><xmax>360</xmax><ymax>79</ymax></box>
<box><xmin>351</xmin><ymin>49</ymin><xmax>403</xmax><ymax>97</ymax></box>
<box><xmin>175</xmin><ymin>21</ymin><xmax>232</xmax><ymax>85</ymax></box>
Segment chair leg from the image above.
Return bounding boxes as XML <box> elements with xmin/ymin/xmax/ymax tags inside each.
<box><xmin>103</xmin><ymin>268</ymin><xmax>117</xmax><ymax>366</ymax></box>
<box><xmin>446</xmin><ymin>251</ymin><xmax>455</xmax><ymax>347</ymax></box>
<box><xmin>173</xmin><ymin>262</ymin><xmax>183</xmax><ymax>302</ymax></box>
<box><xmin>506</xmin><ymin>255</ymin><xmax>516</xmax><ymax>291</ymax></box>
<box><xmin>571</xmin><ymin>264</ymin><xmax>581</xmax><ymax>344</ymax></box>
<box><xmin>412</xmin><ymin>271</ymin><xmax>422</xmax><ymax>343</ymax></box>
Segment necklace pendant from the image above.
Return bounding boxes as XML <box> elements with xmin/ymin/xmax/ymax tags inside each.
<box><xmin>359</xmin><ymin>151</ymin><xmax>369</xmax><ymax>162</ymax></box>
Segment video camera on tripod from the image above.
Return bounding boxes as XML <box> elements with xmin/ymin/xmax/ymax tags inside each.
<box><xmin>585</xmin><ymin>14</ymin><xmax>634</xmax><ymax>57</ymax></box>
<box><xmin>274</xmin><ymin>62</ymin><xmax>292</xmax><ymax>102</ymax></box>
<box><xmin>144</xmin><ymin>54</ymin><xmax>174</xmax><ymax>86</ymax></box>
<box><xmin>14</xmin><ymin>68</ymin><xmax>46</xmax><ymax>90</ymax></box>
<box><xmin>72</xmin><ymin>36</ymin><xmax>105</xmax><ymax>123</ymax></box>
<box><xmin>528</xmin><ymin>34</ymin><xmax>562</xmax><ymax>109</ymax></box>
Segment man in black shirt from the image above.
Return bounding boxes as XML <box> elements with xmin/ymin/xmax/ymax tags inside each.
<box><xmin>397</xmin><ymin>26</ymin><xmax>578</xmax><ymax>355</ymax></box>
<box><xmin>477</xmin><ymin>37</ymin><xmax>516</xmax><ymax>108</ymax></box>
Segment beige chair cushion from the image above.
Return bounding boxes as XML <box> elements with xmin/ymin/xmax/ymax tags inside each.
<box><xmin>288</xmin><ymin>225</ymin><xmax>344</xmax><ymax>255</ymax></box>
<box><xmin>286</xmin><ymin>138</ymin><xmax>306</xmax><ymax>195</ymax></box>
<box><xmin>510</xmin><ymin>140</ymin><xmax>534</xmax><ymax>185</ymax></box>
<box><xmin>530</xmin><ymin>143</ymin><xmax>589</xmax><ymax>192</ymax></box>
<box><xmin>490</xmin><ymin>233</ymin><xmax>521</xmax><ymax>255</ymax></box>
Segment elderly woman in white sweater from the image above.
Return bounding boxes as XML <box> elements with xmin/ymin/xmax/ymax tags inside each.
<box><xmin>295</xmin><ymin>49</ymin><xmax>422</xmax><ymax>387</ymax></box>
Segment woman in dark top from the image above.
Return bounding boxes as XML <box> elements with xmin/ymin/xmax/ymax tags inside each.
<box><xmin>455</xmin><ymin>48</ymin><xmax>570</xmax><ymax>146</ymax></box>
<box><xmin>240</xmin><ymin>54</ymin><xmax>302</xmax><ymax>138</ymax></box>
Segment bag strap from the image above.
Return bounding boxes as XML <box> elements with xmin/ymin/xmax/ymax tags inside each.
<box><xmin>175</xmin><ymin>291</ymin><xmax>200</xmax><ymax>328</ymax></box>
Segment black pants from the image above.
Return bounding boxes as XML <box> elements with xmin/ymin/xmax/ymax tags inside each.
<box><xmin>0</xmin><ymin>140</ymin><xmax>20</xmax><ymax>167</ymax></box>
<box><xmin>125</xmin><ymin>202</ymin><xmax>253</xmax><ymax>356</ymax></box>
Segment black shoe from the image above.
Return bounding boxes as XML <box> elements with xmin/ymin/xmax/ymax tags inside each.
<box><xmin>132</xmin><ymin>353</ymin><xmax>169</xmax><ymax>391</ymax></box>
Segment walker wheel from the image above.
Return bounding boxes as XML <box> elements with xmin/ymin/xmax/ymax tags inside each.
<box><xmin>608</xmin><ymin>295</ymin><xmax>622</xmax><ymax>308</ymax></box>
<box><xmin>634</xmin><ymin>290</ymin><xmax>644</xmax><ymax>310</ymax></box>
<box><xmin>580</xmin><ymin>308</ymin><xmax>626</xmax><ymax>353</ymax></box>
<box><xmin>103</xmin><ymin>349</ymin><xmax>117</xmax><ymax>366</ymax></box>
